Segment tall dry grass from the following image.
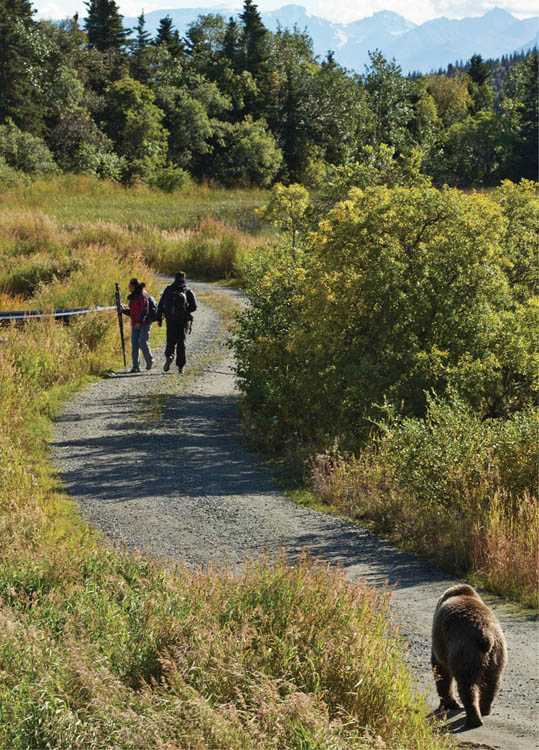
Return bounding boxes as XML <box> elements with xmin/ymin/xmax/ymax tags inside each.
<box><xmin>309</xmin><ymin>400</ymin><xmax>539</xmax><ymax>609</ymax></box>
<box><xmin>71</xmin><ymin>215</ymin><xmax>261</xmax><ymax>280</ymax></box>
<box><xmin>0</xmin><ymin>174</ymin><xmax>273</xmax><ymax>284</ymax></box>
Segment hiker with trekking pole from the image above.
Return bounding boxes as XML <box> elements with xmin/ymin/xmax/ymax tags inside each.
<box><xmin>121</xmin><ymin>278</ymin><xmax>156</xmax><ymax>373</ymax></box>
<box><xmin>156</xmin><ymin>271</ymin><xmax>197</xmax><ymax>374</ymax></box>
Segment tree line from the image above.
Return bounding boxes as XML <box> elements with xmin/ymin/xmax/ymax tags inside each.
<box><xmin>1</xmin><ymin>0</ymin><xmax>537</xmax><ymax>189</ymax></box>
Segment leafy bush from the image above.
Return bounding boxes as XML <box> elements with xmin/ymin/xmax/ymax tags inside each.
<box><xmin>73</xmin><ymin>143</ymin><xmax>126</xmax><ymax>181</ymax></box>
<box><xmin>256</xmin><ymin>183</ymin><xmax>309</xmax><ymax>250</ymax></box>
<box><xmin>236</xmin><ymin>182</ymin><xmax>538</xmax><ymax>449</ymax></box>
<box><xmin>151</xmin><ymin>163</ymin><xmax>191</xmax><ymax>192</ymax></box>
<box><xmin>0</xmin><ymin>158</ymin><xmax>31</xmax><ymax>191</ymax></box>
<box><xmin>48</xmin><ymin>110</ymin><xmax>116</xmax><ymax>173</ymax></box>
<box><xmin>237</xmin><ymin>180</ymin><xmax>538</xmax><ymax>604</ymax></box>
<box><xmin>0</xmin><ymin>212</ymin><xmax>79</xmax><ymax>297</ymax></box>
<box><xmin>0</xmin><ymin>255</ymin><xmax>79</xmax><ymax>298</ymax></box>
<box><xmin>309</xmin><ymin>394</ymin><xmax>539</xmax><ymax>606</ymax></box>
<box><xmin>0</xmin><ymin>121</ymin><xmax>58</xmax><ymax>174</ymax></box>
<box><xmin>374</xmin><ymin>392</ymin><xmax>538</xmax><ymax>510</ymax></box>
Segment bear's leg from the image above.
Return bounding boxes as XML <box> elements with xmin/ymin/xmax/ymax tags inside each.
<box><xmin>479</xmin><ymin>661</ymin><xmax>503</xmax><ymax>717</ymax></box>
<box><xmin>432</xmin><ymin>652</ymin><xmax>459</xmax><ymax>710</ymax></box>
<box><xmin>456</xmin><ymin>677</ymin><xmax>483</xmax><ymax>728</ymax></box>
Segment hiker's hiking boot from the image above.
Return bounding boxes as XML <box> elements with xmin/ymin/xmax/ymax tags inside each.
<box><xmin>146</xmin><ymin>358</ymin><xmax>154</xmax><ymax>370</ymax></box>
<box><xmin>163</xmin><ymin>356</ymin><xmax>173</xmax><ymax>372</ymax></box>
<box><xmin>130</xmin><ymin>367</ymin><xmax>140</xmax><ymax>373</ymax></box>
<box><xmin>178</xmin><ymin>366</ymin><xmax>184</xmax><ymax>374</ymax></box>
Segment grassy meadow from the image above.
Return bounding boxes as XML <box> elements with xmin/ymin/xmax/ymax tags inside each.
<box><xmin>0</xmin><ymin>176</ymin><xmax>453</xmax><ymax>748</ymax></box>
<box><xmin>0</xmin><ymin>175</ymin><xmax>271</xmax><ymax>286</ymax></box>
<box><xmin>0</xmin><ymin>174</ymin><xmax>270</xmax><ymax>229</ymax></box>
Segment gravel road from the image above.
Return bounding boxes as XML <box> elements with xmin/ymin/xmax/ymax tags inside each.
<box><xmin>52</xmin><ymin>281</ymin><xmax>538</xmax><ymax>750</ymax></box>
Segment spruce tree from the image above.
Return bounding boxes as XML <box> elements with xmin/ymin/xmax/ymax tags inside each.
<box><xmin>222</xmin><ymin>17</ymin><xmax>241</xmax><ymax>72</ymax></box>
<box><xmin>239</xmin><ymin>0</ymin><xmax>268</xmax><ymax>76</ymax></box>
<box><xmin>84</xmin><ymin>0</ymin><xmax>129</xmax><ymax>52</ymax></box>
<box><xmin>505</xmin><ymin>50</ymin><xmax>538</xmax><ymax>180</ymax></box>
<box><xmin>238</xmin><ymin>0</ymin><xmax>269</xmax><ymax>117</ymax></box>
<box><xmin>131</xmin><ymin>11</ymin><xmax>151</xmax><ymax>82</ymax></box>
<box><xmin>134</xmin><ymin>11</ymin><xmax>151</xmax><ymax>51</ymax></box>
<box><xmin>468</xmin><ymin>54</ymin><xmax>491</xmax><ymax>85</ymax></box>
<box><xmin>154</xmin><ymin>15</ymin><xmax>183</xmax><ymax>58</ymax></box>
<box><xmin>467</xmin><ymin>53</ymin><xmax>493</xmax><ymax>112</ymax></box>
<box><xmin>0</xmin><ymin>0</ymin><xmax>42</xmax><ymax>131</ymax></box>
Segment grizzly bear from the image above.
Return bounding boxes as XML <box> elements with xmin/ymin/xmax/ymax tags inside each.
<box><xmin>431</xmin><ymin>584</ymin><xmax>507</xmax><ymax>729</ymax></box>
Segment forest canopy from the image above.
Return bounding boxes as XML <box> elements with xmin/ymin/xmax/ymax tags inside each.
<box><xmin>1</xmin><ymin>0</ymin><xmax>537</xmax><ymax>189</ymax></box>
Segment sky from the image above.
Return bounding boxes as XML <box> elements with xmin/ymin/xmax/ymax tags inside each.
<box><xmin>33</xmin><ymin>0</ymin><xmax>538</xmax><ymax>26</ymax></box>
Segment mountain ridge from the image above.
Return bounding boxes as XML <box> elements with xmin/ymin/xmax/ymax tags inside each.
<box><xmin>123</xmin><ymin>4</ymin><xmax>538</xmax><ymax>73</ymax></box>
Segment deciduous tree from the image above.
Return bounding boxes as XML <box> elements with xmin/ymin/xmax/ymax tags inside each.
<box><xmin>103</xmin><ymin>77</ymin><xmax>168</xmax><ymax>180</ymax></box>
<box><xmin>363</xmin><ymin>51</ymin><xmax>414</xmax><ymax>153</ymax></box>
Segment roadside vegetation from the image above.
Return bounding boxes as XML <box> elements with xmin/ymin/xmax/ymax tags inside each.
<box><xmin>236</xmin><ymin>176</ymin><xmax>538</xmax><ymax>609</ymax></box>
<box><xmin>0</xmin><ymin>183</ymin><xmax>453</xmax><ymax>748</ymax></box>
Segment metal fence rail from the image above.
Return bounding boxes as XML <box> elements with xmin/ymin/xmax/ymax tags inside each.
<box><xmin>0</xmin><ymin>306</ymin><xmax>116</xmax><ymax>323</ymax></box>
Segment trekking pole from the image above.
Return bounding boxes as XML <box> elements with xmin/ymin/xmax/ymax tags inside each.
<box><xmin>115</xmin><ymin>283</ymin><xmax>127</xmax><ymax>367</ymax></box>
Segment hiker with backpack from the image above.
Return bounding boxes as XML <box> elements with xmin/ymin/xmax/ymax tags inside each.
<box><xmin>122</xmin><ymin>278</ymin><xmax>155</xmax><ymax>373</ymax></box>
<box><xmin>157</xmin><ymin>271</ymin><xmax>197</xmax><ymax>374</ymax></box>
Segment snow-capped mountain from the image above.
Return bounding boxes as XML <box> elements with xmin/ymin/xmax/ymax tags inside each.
<box><xmin>123</xmin><ymin>5</ymin><xmax>538</xmax><ymax>73</ymax></box>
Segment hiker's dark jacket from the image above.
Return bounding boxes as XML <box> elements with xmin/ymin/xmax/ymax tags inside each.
<box><xmin>123</xmin><ymin>285</ymin><xmax>150</xmax><ymax>327</ymax></box>
<box><xmin>157</xmin><ymin>281</ymin><xmax>197</xmax><ymax>323</ymax></box>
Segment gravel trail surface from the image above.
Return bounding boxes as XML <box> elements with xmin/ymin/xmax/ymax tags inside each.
<box><xmin>52</xmin><ymin>282</ymin><xmax>538</xmax><ymax>750</ymax></box>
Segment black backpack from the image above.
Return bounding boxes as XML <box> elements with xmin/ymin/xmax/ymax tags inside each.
<box><xmin>163</xmin><ymin>287</ymin><xmax>188</xmax><ymax>321</ymax></box>
<box><xmin>147</xmin><ymin>294</ymin><xmax>159</xmax><ymax>322</ymax></box>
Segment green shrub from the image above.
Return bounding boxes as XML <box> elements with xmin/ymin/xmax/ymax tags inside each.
<box><xmin>375</xmin><ymin>392</ymin><xmax>538</xmax><ymax>510</ymax></box>
<box><xmin>237</xmin><ymin>180</ymin><xmax>538</xmax><ymax>605</ymax></box>
<box><xmin>0</xmin><ymin>158</ymin><xmax>31</xmax><ymax>191</ymax></box>
<box><xmin>0</xmin><ymin>255</ymin><xmax>79</xmax><ymax>297</ymax></box>
<box><xmin>73</xmin><ymin>143</ymin><xmax>125</xmax><ymax>181</ymax></box>
<box><xmin>0</xmin><ymin>121</ymin><xmax>58</xmax><ymax>174</ymax></box>
<box><xmin>0</xmin><ymin>215</ymin><xmax>80</xmax><ymax>297</ymax></box>
<box><xmin>310</xmin><ymin>394</ymin><xmax>539</xmax><ymax>605</ymax></box>
<box><xmin>151</xmin><ymin>163</ymin><xmax>191</xmax><ymax>192</ymax></box>
<box><xmin>236</xmin><ymin>182</ymin><xmax>538</xmax><ymax>449</ymax></box>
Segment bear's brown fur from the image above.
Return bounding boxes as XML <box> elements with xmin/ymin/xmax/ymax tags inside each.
<box><xmin>431</xmin><ymin>584</ymin><xmax>507</xmax><ymax>729</ymax></box>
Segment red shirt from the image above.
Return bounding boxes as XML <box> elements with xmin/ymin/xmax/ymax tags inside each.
<box><xmin>128</xmin><ymin>290</ymin><xmax>150</xmax><ymax>327</ymax></box>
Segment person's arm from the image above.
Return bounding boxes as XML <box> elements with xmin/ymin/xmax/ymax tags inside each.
<box><xmin>187</xmin><ymin>288</ymin><xmax>197</xmax><ymax>313</ymax></box>
<box><xmin>156</xmin><ymin>288</ymin><xmax>168</xmax><ymax>322</ymax></box>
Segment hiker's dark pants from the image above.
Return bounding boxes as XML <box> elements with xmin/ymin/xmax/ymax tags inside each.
<box><xmin>165</xmin><ymin>318</ymin><xmax>187</xmax><ymax>368</ymax></box>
